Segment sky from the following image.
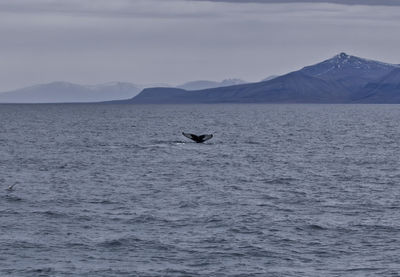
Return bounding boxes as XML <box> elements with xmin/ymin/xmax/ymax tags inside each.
<box><xmin>0</xmin><ymin>0</ymin><xmax>400</xmax><ymax>91</ymax></box>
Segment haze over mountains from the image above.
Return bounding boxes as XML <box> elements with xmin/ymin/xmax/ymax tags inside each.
<box><xmin>0</xmin><ymin>82</ymin><xmax>144</xmax><ymax>103</ymax></box>
<box><xmin>127</xmin><ymin>53</ymin><xmax>400</xmax><ymax>104</ymax></box>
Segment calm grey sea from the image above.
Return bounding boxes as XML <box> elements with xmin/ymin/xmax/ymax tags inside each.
<box><xmin>1</xmin><ymin>104</ymin><xmax>400</xmax><ymax>277</ymax></box>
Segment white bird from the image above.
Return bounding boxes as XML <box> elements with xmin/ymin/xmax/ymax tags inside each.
<box><xmin>7</xmin><ymin>182</ymin><xmax>18</xmax><ymax>191</ymax></box>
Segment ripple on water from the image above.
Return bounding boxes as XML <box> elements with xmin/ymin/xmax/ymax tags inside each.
<box><xmin>2</xmin><ymin>104</ymin><xmax>400</xmax><ymax>276</ymax></box>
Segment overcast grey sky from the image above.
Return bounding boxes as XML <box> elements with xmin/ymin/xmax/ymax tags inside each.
<box><xmin>192</xmin><ymin>0</ymin><xmax>400</xmax><ymax>5</ymax></box>
<box><xmin>0</xmin><ymin>0</ymin><xmax>399</xmax><ymax>91</ymax></box>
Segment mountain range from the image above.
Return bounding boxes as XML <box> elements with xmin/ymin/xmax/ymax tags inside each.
<box><xmin>124</xmin><ymin>53</ymin><xmax>400</xmax><ymax>104</ymax></box>
<box><xmin>0</xmin><ymin>79</ymin><xmax>247</xmax><ymax>103</ymax></box>
<box><xmin>2</xmin><ymin>53</ymin><xmax>400</xmax><ymax>104</ymax></box>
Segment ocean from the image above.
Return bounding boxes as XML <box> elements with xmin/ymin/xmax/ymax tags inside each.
<box><xmin>1</xmin><ymin>104</ymin><xmax>400</xmax><ymax>276</ymax></box>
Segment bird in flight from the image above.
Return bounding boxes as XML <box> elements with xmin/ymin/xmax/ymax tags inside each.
<box><xmin>7</xmin><ymin>182</ymin><xmax>18</xmax><ymax>191</ymax></box>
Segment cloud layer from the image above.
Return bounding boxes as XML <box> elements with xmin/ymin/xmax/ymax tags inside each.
<box><xmin>190</xmin><ymin>0</ymin><xmax>400</xmax><ymax>6</ymax></box>
<box><xmin>0</xmin><ymin>0</ymin><xmax>399</xmax><ymax>91</ymax></box>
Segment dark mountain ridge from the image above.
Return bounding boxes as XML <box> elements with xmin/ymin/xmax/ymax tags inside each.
<box><xmin>354</xmin><ymin>68</ymin><xmax>400</xmax><ymax>103</ymax></box>
<box><xmin>177</xmin><ymin>78</ymin><xmax>246</xmax><ymax>90</ymax></box>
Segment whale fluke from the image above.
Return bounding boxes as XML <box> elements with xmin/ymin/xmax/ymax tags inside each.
<box><xmin>182</xmin><ymin>132</ymin><xmax>213</xmax><ymax>143</ymax></box>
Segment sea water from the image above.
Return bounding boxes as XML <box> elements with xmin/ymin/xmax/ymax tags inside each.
<box><xmin>1</xmin><ymin>104</ymin><xmax>400</xmax><ymax>276</ymax></box>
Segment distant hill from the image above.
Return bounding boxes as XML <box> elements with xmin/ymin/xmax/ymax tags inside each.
<box><xmin>124</xmin><ymin>87</ymin><xmax>190</xmax><ymax>104</ymax></box>
<box><xmin>124</xmin><ymin>53</ymin><xmax>400</xmax><ymax>104</ymax></box>
<box><xmin>177</xmin><ymin>78</ymin><xmax>246</xmax><ymax>90</ymax></box>
<box><xmin>0</xmin><ymin>81</ymin><xmax>142</xmax><ymax>103</ymax></box>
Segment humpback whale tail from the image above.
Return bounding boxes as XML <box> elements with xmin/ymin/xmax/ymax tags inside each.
<box><xmin>182</xmin><ymin>132</ymin><xmax>213</xmax><ymax>143</ymax></box>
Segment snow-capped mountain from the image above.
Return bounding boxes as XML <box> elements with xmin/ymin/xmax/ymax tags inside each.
<box><xmin>301</xmin><ymin>52</ymin><xmax>400</xmax><ymax>90</ymax></box>
<box><xmin>302</xmin><ymin>52</ymin><xmax>399</xmax><ymax>78</ymax></box>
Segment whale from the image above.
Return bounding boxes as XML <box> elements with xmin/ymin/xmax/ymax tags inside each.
<box><xmin>182</xmin><ymin>132</ymin><xmax>213</xmax><ymax>143</ymax></box>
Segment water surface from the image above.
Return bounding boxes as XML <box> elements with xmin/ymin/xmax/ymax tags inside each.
<box><xmin>1</xmin><ymin>104</ymin><xmax>400</xmax><ymax>276</ymax></box>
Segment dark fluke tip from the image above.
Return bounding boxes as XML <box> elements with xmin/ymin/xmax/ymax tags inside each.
<box><xmin>182</xmin><ymin>132</ymin><xmax>213</xmax><ymax>143</ymax></box>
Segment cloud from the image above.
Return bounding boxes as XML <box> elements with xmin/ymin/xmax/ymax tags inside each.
<box><xmin>189</xmin><ymin>0</ymin><xmax>400</xmax><ymax>6</ymax></box>
<box><xmin>0</xmin><ymin>0</ymin><xmax>217</xmax><ymax>19</ymax></box>
<box><xmin>0</xmin><ymin>0</ymin><xmax>399</xmax><ymax>92</ymax></box>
